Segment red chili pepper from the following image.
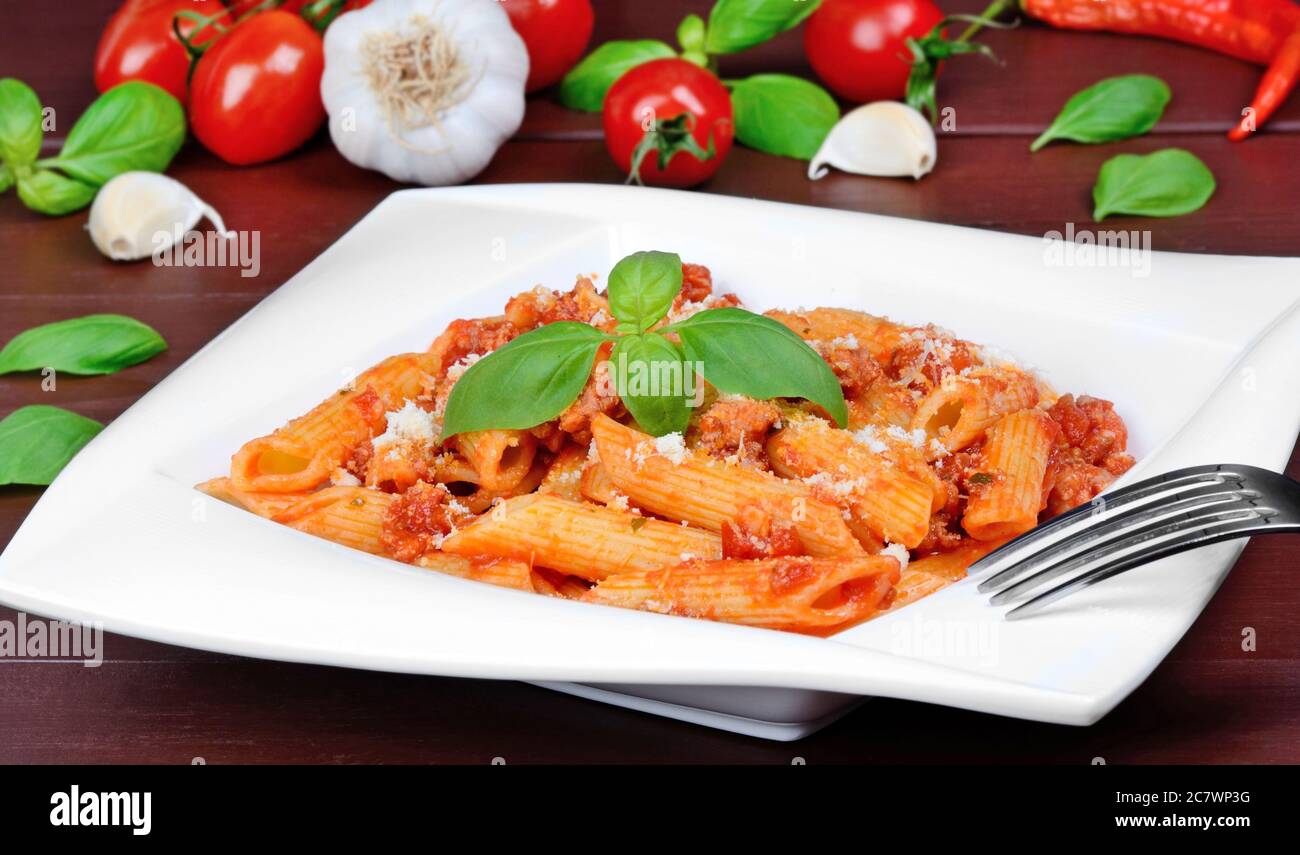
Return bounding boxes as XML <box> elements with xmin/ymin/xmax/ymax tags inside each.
<box><xmin>1021</xmin><ymin>0</ymin><xmax>1300</xmax><ymax>140</ymax></box>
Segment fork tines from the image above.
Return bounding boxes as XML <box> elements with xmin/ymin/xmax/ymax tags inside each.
<box><xmin>967</xmin><ymin>464</ymin><xmax>1292</xmax><ymax>620</ymax></box>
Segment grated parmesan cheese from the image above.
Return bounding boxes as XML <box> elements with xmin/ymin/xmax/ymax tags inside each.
<box><xmin>444</xmin><ymin>352</ymin><xmax>484</xmax><ymax>383</ymax></box>
<box><xmin>373</xmin><ymin>400</ymin><xmax>438</xmax><ymax>455</ymax></box>
<box><xmin>879</xmin><ymin>542</ymin><xmax>910</xmax><ymax>571</ymax></box>
<box><xmin>850</xmin><ymin>426</ymin><xmax>888</xmax><ymax>454</ymax></box>
<box><xmin>653</xmin><ymin>432</ymin><xmax>688</xmax><ymax>465</ymax></box>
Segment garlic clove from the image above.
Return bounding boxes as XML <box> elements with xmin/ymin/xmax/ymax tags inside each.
<box><xmin>808</xmin><ymin>102</ymin><xmax>937</xmax><ymax>181</ymax></box>
<box><xmin>87</xmin><ymin>171</ymin><xmax>229</xmax><ymax>262</ymax></box>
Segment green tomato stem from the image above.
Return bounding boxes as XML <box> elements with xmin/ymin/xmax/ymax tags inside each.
<box><xmin>957</xmin><ymin>0</ymin><xmax>1019</xmax><ymax>44</ymax></box>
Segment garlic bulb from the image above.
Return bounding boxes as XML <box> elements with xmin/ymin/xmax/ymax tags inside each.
<box><xmin>87</xmin><ymin>172</ymin><xmax>228</xmax><ymax>261</ymax></box>
<box><xmin>808</xmin><ymin>102</ymin><xmax>937</xmax><ymax>181</ymax></box>
<box><xmin>320</xmin><ymin>0</ymin><xmax>529</xmax><ymax>186</ymax></box>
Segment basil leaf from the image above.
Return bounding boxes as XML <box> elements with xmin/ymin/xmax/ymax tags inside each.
<box><xmin>558</xmin><ymin>40</ymin><xmax>676</xmax><ymax>112</ymax></box>
<box><xmin>440</xmin><ymin>322</ymin><xmax>611</xmax><ymax>439</ymax></box>
<box><xmin>39</xmin><ymin>81</ymin><xmax>185</xmax><ymax>186</ymax></box>
<box><xmin>0</xmin><ymin>405</ymin><xmax>103</xmax><ymax>486</ymax></box>
<box><xmin>0</xmin><ymin>314</ymin><xmax>167</xmax><ymax>376</ymax></box>
<box><xmin>731</xmin><ymin>74</ymin><xmax>839</xmax><ymax>160</ymax></box>
<box><xmin>16</xmin><ymin>169</ymin><xmax>98</xmax><ymax>216</ymax></box>
<box><xmin>607</xmin><ymin>250</ymin><xmax>682</xmax><ymax>332</ymax></box>
<box><xmin>666</xmin><ymin>307</ymin><xmax>847</xmax><ymax>427</ymax></box>
<box><xmin>611</xmin><ymin>333</ymin><xmax>692</xmax><ymax>436</ymax></box>
<box><xmin>706</xmin><ymin>0</ymin><xmax>822</xmax><ymax>55</ymax></box>
<box><xmin>1031</xmin><ymin>74</ymin><xmax>1171</xmax><ymax>152</ymax></box>
<box><xmin>1092</xmin><ymin>148</ymin><xmax>1216</xmax><ymax>221</ymax></box>
<box><xmin>0</xmin><ymin>77</ymin><xmax>43</xmax><ymax>166</ymax></box>
<box><xmin>0</xmin><ymin>163</ymin><xmax>14</xmax><ymax>194</ymax></box>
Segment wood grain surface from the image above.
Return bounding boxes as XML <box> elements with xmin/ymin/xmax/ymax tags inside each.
<box><xmin>1</xmin><ymin>0</ymin><xmax>1297</xmax><ymax>763</ymax></box>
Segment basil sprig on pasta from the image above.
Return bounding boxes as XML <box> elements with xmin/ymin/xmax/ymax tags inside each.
<box><xmin>440</xmin><ymin>250</ymin><xmax>847</xmax><ymax>439</ymax></box>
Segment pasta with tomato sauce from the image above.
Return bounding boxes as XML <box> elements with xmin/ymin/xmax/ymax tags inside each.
<box><xmin>200</xmin><ymin>261</ymin><xmax>1135</xmax><ymax>634</ymax></box>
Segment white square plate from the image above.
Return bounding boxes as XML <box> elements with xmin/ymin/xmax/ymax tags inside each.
<box><xmin>3</xmin><ymin>185</ymin><xmax>1299</xmax><ymax>741</ymax></box>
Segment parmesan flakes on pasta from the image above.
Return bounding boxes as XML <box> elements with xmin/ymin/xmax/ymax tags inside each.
<box><xmin>653</xmin><ymin>432</ymin><xmax>688</xmax><ymax>465</ymax></box>
<box><xmin>373</xmin><ymin>400</ymin><xmax>438</xmax><ymax>455</ymax></box>
<box><xmin>879</xmin><ymin>543</ymin><xmax>910</xmax><ymax>571</ymax></box>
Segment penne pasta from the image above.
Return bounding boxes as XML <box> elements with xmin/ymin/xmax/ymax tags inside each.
<box><xmin>415</xmin><ymin>552</ymin><xmax>538</xmax><ymax>593</ymax></box>
<box><xmin>885</xmin><ymin>539</ymin><xmax>1009</xmax><ymax>612</ymax></box>
<box><xmin>911</xmin><ymin>368</ymin><xmax>1039</xmax><ymax>457</ymax></box>
<box><xmin>536</xmin><ymin>443</ymin><xmax>588</xmax><ymax>501</ymax></box>
<box><xmin>196</xmin><ymin>477</ymin><xmax>304</xmax><ymax>519</ymax></box>
<box><xmin>766</xmin><ymin>415</ymin><xmax>935</xmax><ymax>549</ymax></box>
<box><xmin>591</xmin><ymin>415</ymin><xmax>862</xmax><ymax>558</ymax></box>
<box><xmin>440</xmin><ymin>493</ymin><xmax>722</xmax><ymax>580</ymax></box>
<box><xmin>963</xmin><ymin>409</ymin><xmax>1060</xmax><ymax>541</ymax></box>
<box><xmin>230</xmin><ymin>352</ymin><xmax>435</xmax><ymax>493</ymax></box>
<box><xmin>206</xmin><ymin>258</ymin><xmax>1136</xmax><ymax>635</ymax></box>
<box><xmin>453</xmin><ymin>429</ymin><xmax>538</xmax><ymax>492</ymax></box>
<box><xmin>578</xmin><ymin>459</ymin><xmax>619</xmax><ymax>505</ymax></box>
<box><xmin>584</xmin><ymin>554</ymin><xmax>901</xmax><ymax>633</ymax></box>
<box><xmin>764</xmin><ymin>307</ymin><xmax>906</xmax><ymax>366</ymax></box>
<box><xmin>275</xmin><ymin>486</ymin><xmax>396</xmax><ymax>555</ymax></box>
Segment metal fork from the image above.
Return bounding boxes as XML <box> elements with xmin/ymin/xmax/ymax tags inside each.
<box><xmin>969</xmin><ymin>464</ymin><xmax>1300</xmax><ymax>620</ymax></box>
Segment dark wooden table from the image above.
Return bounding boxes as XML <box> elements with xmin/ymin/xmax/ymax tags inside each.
<box><xmin>2</xmin><ymin>0</ymin><xmax>1297</xmax><ymax>764</ymax></box>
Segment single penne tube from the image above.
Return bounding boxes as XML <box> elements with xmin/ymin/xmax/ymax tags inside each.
<box><xmin>440</xmin><ymin>493</ymin><xmax>722</xmax><ymax>581</ymax></box>
<box><xmin>885</xmin><ymin>539</ymin><xmax>1008</xmax><ymax>611</ymax></box>
<box><xmin>766</xmin><ymin>415</ymin><xmax>935</xmax><ymax>549</ymax></box>
<box><xmin>579</xmin><ymin>459</ymin><xmax>618</xmax><ymax>505</ymax></box>
<box><xmin>963</xmin><ymin>409</ymin><xmax>1059</xmax><ymax>541</ymax></box>
<box><xmin>273</xmin><ymin>486</ymin><xmax>396</xmax><ymax>554</ymax></box>
<box><xmin>196</xmin><ymin>477</ymin><xmax>304</xmax><ymax>519</ymax></box>
<box><xmin>536</xmin><ymin>443</ymin><xmax>588</xmax><ymax>501</ymax></box>
<box><xmin>911</xmin><ymin>368</ymin><xmax>1038</xmax><ymax>457</ymax></box>
<box><xmin>590</xmin><ymin>415</ymin><xmax>861</xmax><ymax>558</ymax></box>
<box><xmin>584</xmin><ymin>554</ymin><xmax>901</xmax><ymax>632</ymax></box>
<box><xmin>453</xmin><ymin>429</ymin><xmax>538</xmax><ymax>492</ymax></box>
<box><xmin>415</xmin><ymin>552</ymin><xmax>537</xmax><ymax>593</ymax></box>
<box><xmin>764</xmin><ymin>307</ymin><xmax>906</xmax><ymax>366</ymax></box>
<box><xmin>848</xmin><ymin>382</ymin><xmax>918</xmax><ymax>430</ymax></box>
<box><xmin>230</xmin><ymin>352</ymin><xmax>435</xmax><ymax>493</ymax></box>
<box><xmin>434</xmin><ymin>454</ymin><xmax>548</xmax><ymax>515</ymax></box>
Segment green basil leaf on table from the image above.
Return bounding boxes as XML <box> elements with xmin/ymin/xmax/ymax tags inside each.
<box><xmin>706</xmin><ymin>0</ymin><xmax>822</xmax><ymax>54</ymax></box>
<box><xmin>37</xmin><ymin>81</ymin><xmax>185</xmax><ymax>186</ymax></box>
<box><xmin>611</xmin><ymin>333</ymin><xmax>692</xmax><ymax>436</ymax></box>
<box><xmin>1092</xmin><ymin>148</ymin><xmax>1216</xmax><ymax>221</ymax></box>
<box><xmin>0</xmin><ymin>405</ymin><xmax>104</xmax><ymax>486</ymax></box>
<box><xmin>664</xmin><ymin>307</ymin><xmax>848</xmax><ymax>427</ymax></box>
<box><xmin>730</xmin><ymin>74</ymin><xmax>839</xmax><ymax>160</ymax></box>
<box><xmin>0</xmin><ymin>77</ymin><xmax>43</xmax><ymax>168</ymax></box>
<box><xmin>440</xmin><ymin>322</ymin><xmax>612</xmax><ymax>439</ymax></box>
<box><xmin>0</xmin><ymin>163</ymin><xmax>14</xmax><ymax>194</ymax></box>
<box><xmin>607</xmin><ymin>250</ymin><xmax>683</xmax><ymax>332</ymax></box>
<box><xmin>1031</xmin><ymin>75</ymin><xmax>1171</xmax><ymax>152</ymax></box>
<box><xmin>558</xmin><ymin>40</ymin><xmax>676</xmax><ymax>112</ymax></box>
<box><xmin>0</xmin><ymin>314</ymin><xmax>167</xmax><ymax>376</ymax></box>
<box><xmin>16</xmin><ymin>169</ymin><xmax>98</xmax><ymax>216</ymax></box>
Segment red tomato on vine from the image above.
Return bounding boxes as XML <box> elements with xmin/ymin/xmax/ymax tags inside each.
<box><xmin>602</xmin><ymin>58</ymin><xmax>734</xmax><ymax>188</ymax></box>
<box><xmin>501</xmin><ymin>0</ymin><xmax>596</xmax><ymax>93</ymax></box>
<box><xmin>94</xmin><ymin>0</ymin><xmax>232</xmax><ymax>102</ymax></box>
<box><xmin>803</xmin><ymin>0</ymin><xmax>945</xmax><ymax>104</ymax></box>
<box><xmin>188</xmin><ymin>10</ymin><xmax>326</xmax><ymax>165</ymax></box>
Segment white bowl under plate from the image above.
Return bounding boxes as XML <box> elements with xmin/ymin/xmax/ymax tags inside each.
<box><xmin>2</xmin><ymin>185</ymin><xmax>1298</xmax><ymax>741</ymax></box>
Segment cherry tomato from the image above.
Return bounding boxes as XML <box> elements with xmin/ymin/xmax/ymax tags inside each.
<box><xmin>804</xmin><ymin>0</ymin><xmax>944</xmax><ymax>104</ymax></box>
<box><xmin>602</xmin><ymin>58</ymin><xmax>733</xmax><ymax>188</ymax></box>
<box><xmin>94</xmin><ymin>0</ymin><xmax>231</xmax><ymax>102</ymax></box>
<box><xmin>189</xmin><ymin>10</ymin><xmax>326</xmax><ymax>166</ymax></box>
<box><xmin>500</xmin><ymin>0</ymin><xmax>595</xmax><ymax>94</ymax></box>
